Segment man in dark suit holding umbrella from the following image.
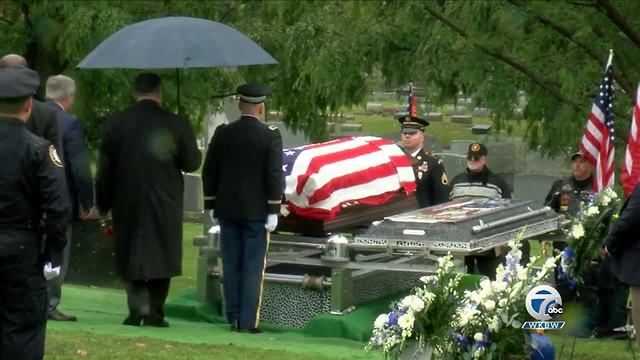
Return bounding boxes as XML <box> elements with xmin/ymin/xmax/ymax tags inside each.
<box><xmin>96</xmin><ymin>72</ymin><xmax>201</xmax><ymax>327</ymax></box>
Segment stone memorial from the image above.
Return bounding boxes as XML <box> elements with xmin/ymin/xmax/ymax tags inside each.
<box><xmin>449</xmin><ymin>139</ymin><xmax>475</xmax><ymax>155</ymax></box>
<box><xmin>472</xmin><ymin>124</ymin><xmax>491</xmax><ymax>134</ymax></box>
<box><xmin>365</xmin><ymin>102</ymin><xmax>383</xmax><ymax>115</ymax></box>
<box><xmin>434</xmin><ymin>152</ymin><xmax>467</xmax><ymax>178</ymax></box>
<box><xmin>513</xmin><ymin>173</ymin><xmax>561</xmax><ymax>204</ymax></box>
<box><xmin>183</xmin><ymin>173</ymin><xmax>203</xmax><ymax>221</ymax></box>
<box><xmin>451</xmin><ymin>115</ymin><xmax>473</xmax><ymax>124</ymax></box>
<box><xmin>341</xmin><ymin>122</ymin><xmax>363</xmax><ymax>132</ymax></box>
<box><xmin>425</xmin><ymin>112</ymin><xmax>443</xmax><ymax>122</ymax></box>
<box><xmin>472</xmin><ymin>107</ymin><xmax>491</xmax><ymax>117</ymax></box>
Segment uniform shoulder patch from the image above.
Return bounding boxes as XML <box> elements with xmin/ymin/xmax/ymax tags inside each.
<box><xmin>268</xmin><ymin>125</ymin><xmax>278</xmax><ymax>131</ymax></box>
<box><xmin>441</xmin><ymin>172</ymin><xmax>449</xmax><ymax>185</ymax></box>
<box><xmin>48</xmin><ymin>145</ymin><xmax>64</xmax><ymax>168</ymax></box>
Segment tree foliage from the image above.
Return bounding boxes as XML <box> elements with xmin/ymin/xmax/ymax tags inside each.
<box><xmin>2</xmin><ymin>0</ymin><xmax>640</xmax><ymax>153</ymax></box>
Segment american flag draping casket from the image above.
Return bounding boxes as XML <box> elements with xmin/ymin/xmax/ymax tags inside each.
<box><xmin>281</xmin><ymin>136</ymin><xmax>416</xmax><ymax>220</ymax></box>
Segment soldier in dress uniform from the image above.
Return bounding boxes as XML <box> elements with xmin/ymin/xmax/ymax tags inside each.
<box><xmin>397</xmin><ymin>115</ymin><xmax>450</xmax><ymax>208</ymax></box>
<box><xmin>0</xmin><ymin>67</ymin><xmax>70</xmax><ymax>359</ymax></box>
<box><xmin>202</xmin><ymin>82</ymin><xmax>283</xmax><ymax>333</ymax></box>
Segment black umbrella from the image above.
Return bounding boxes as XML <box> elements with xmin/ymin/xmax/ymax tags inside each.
<box><xmin>77</xmin><ymin>16</ymin><xmax>278</xmax><ymax>110</ymax></box>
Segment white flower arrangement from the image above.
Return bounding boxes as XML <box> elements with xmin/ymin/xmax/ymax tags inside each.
<box><xmin>561</xmin><ymin>187</ymin><xmax>621</xmax><ymax>283</ymax></box>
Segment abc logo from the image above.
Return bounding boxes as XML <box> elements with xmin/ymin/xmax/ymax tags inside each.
<box><xmin>525</xmin><ymin>285</ymin><xmax>563</xmax><ymax>321</ymax></box>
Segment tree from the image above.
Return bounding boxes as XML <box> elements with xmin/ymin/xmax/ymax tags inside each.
<box><xmin>2</xmin><ymin>0</ymin><xmax>640</xmax><ymax>155</ymax></box>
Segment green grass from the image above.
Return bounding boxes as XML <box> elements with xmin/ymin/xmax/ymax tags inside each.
<box><xmin>47</xmin><ymin>226</ymin><xmax>634</xmax><ymax>359</ymax></box>
<box><xmin>45</xmin><ymin>329</ymin><xmax>336</xmax><ymax>360</ymax></box>
<box><xmin>345</xmin><ymin>113</ymin><xmax>527</xmax><ymax>148</ymax></box>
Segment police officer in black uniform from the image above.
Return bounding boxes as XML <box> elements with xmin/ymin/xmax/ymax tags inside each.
<box><xmin>545</xmin><ymin>150</ymin><xmax>627</xmax><ymax>338</ymax></box>
<box><xmin>397</xmin><ymin>115</ymin><xmax>450</xmax><ymax>208</ymax></box>
<box><xmin>0</xmin><ymin>67</ymin><xmax>70</xmax><ymax>359</ymax></box>
<box><xmin>202</xmin><ymin>82</ymin><xmax>283</xmax><ymax>333</ymax></box>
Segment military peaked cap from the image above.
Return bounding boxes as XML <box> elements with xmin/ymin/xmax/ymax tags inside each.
<box><xmin>237</xmin><ymin>82</ymin><xmax>271</xmax><ymax>104</ymax></box>
<box><xmin>398</xmin><ymin>115</ymin><xmax>430</xmax><ymax>133</ymax></box>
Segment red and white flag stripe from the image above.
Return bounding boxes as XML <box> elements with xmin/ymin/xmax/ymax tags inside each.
<box><xmin>283</xmin><ymin>136</ymin><xmax>416</xmax><ymax>220</ymax></box>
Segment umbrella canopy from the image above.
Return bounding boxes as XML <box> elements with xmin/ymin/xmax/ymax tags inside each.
<box><xmin>78</xmin><ymin>16</ymin><xmax>277</xmax><ymax>69</ymax></box>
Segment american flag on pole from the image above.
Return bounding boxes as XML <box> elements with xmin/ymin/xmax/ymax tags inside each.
<box><xmin>282</xmin><ymin>136</ymin><xmax>416</xmax><ymax>220</ymax></box>
<box><xmin>579</xmin><ymin>52</ymin><xmax>615</xmax><ymax>192</ymax></box>
<box><xmin>621</xmin><ymin>83</ymin><xmax>640</xmax><ymax>196</ymax></box>
<box><xmin>408</xmin><ymin>81</ymin><xmax>417</xmax><ymax>117</ymax></box>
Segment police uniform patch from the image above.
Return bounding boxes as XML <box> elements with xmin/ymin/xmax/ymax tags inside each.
<box><xmin>48</xmin><ymin>145</ymin><xmax>63</xmax><ymax>168</ymax></box>
<box><xmin>268</xmin><ymin>125</ymin><xmax>278</xmax><ymax>131</ymax></box>
<box><xmin>441</xmin><ymin>172</ymin><xmax>448</xmax><ymax>185</ymax></box>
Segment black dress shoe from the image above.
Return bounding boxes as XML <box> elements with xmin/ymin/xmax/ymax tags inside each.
<box><xmin>244</xmin><ymin>328</ymin><xmax>262</xmax><ymax>334</ymax></box>
<box><xmin>48</xmin><ymin>309</ymin><xmax>77</xmax><ymax>322</ymax></box>
<box><xmin>144</xmin><ymin>318</ymin><xmax>170</xmax><ymax>327</ymax></box>
<box><xmin>122</xmin><ymin>315</ymin><xmax>143</xmax><ymax>326</ymax></box>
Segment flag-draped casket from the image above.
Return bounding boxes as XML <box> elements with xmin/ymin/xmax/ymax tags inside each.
<box><xmin>281</xmin><ymin>136</ymin><xmax>416</xmax><ymax>221</ymax></box>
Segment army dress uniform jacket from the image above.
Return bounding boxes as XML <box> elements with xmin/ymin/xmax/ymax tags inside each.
<box><xmin>95</xmin><ymin>100</ymin><xmax>201</xmax><ymax>280</ymax></box>
<box><xmin>0</xmin><ymin>117</ymin><xmax>69</xmax><ymax>256</ymax></box>
<box><xmin>202</xmin><ymin>115</ymin><xmax>283</xmax><ymax>221</ymax></box>
<box><xmin>410</xmin><ymin>148</ymin><xmax>450</xmax><ymax>208</ymax></box>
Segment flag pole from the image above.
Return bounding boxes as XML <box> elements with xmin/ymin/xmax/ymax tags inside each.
<box><xmin>606</xmin><ymin>49</ymin><xmax>614</xmax><ymax>69</ymax></box>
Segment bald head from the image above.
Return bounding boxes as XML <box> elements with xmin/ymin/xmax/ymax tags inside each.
<box><xmin>0</xmin><ymin>54</ymin><xmax>28</xmax><ymax>68</ymax></box>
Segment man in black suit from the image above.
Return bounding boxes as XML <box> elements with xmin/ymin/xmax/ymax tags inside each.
<box><xmin>45</xmin><ymin>74</ymin><xmax>97</xmax><ymax>322</ymax></box>
<box><xmin>606</xmin><ymin>184</ymin><xmax>640</xmax><ymax>346</ymax></box>
<box><xmin>96</xmin><ymin>73</ymin><xmax>201</xmax><ymax>327</ymax></box>
<box><xmin>202</xmin><ymin>82</ymin><xmax>283</xmax><ymax>333</ymax></box>
<box><xmin>0</xmin><ymin>54</ymin><xmax>61</xmax><ymax>151</ymax></box>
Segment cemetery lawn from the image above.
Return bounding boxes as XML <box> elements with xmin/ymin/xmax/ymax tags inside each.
<box><xmin>350</xmin><ymin>114</ymin><xmax>528</xmax><ymax>148</ymax></box>
<box><xmin>44</xmin><ymin>227</ymin><xmax>635</xmax><ymax>359</ymax></box>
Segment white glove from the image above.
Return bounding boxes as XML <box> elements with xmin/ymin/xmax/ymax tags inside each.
<box><xmin>265</xmin><ymin>214</ymin><xmax>278</xmax><ymax>232</ymax></box>
<box><xmin>43</xmin><ymin>262</ymin><xmax>61</xmax><ymax>280</ymax></box>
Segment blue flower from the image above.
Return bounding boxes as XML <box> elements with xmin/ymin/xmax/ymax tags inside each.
<box><xmin>387</xmin><ymin>311</ymin><xmax>399</xmax><ymax>326</ymax></box>
<box><xmin>561</xmin><ymin>247</ymin><xmax>575</xmax><ymax>262</ymax></box>
<box><xmin>452</xmin><ymin>332</ymin><xmax>469</xmax><ymax>348</ymax></box>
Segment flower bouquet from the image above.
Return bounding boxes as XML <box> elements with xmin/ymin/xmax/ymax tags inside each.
<box><xmin>366</xmin><ymin>255</ymin><xmax>464</xmax><ymax>359</ymax></box>
<box><xmin>443</xmin><ymin>237</ymin><xmax>558</xmax><ymax>360</ymax></box>
<box><xmin>560</xmin><ymin>187</ymin><xmax>620</xmax><ymax>284</ymax></box>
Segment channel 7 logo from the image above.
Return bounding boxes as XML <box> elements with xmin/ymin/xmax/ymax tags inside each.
<box><xmin>522</xmin><ymin>285</ymin><xmax>566</xmax><ymax>330</ymax></box>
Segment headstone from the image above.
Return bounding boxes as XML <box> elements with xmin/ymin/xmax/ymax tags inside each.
<box><xmin>451</xmin><ymin>115</ymin><xmax>473</xmax><ymax>124</ymax></box>
<box><xmin>382</xmin><ymin>106</ymin><xmax>398</xmax><ymax>115</ymax></box>
<box><xmin>425</xmin><ymin>112</ymin><xmax>443</xmax><ymax>122</ymax></box>
<box><xmin>486</xmin><ymin>142</ymin><xmax>517</xmax><ymax>192</ymax></box>
<box><xmin>266</xmin><ymin>121</ymin><xmax>310</xmax><ymax>148</ymax></box>
<box><xmin>183</xmin><ymin>173</ymin><xmax>203</xmax><ymax>221</ymax></box>
<box><xmin>365</xmin><ymin>102</ymin><xmax>383</xmax><ymax>114</ymax></box>
<box><xmin>513</xmin><ymin>173</ymin><xmax>561</xmax><ymax>204</ymax></box>
<box><xmin>449</xmin><ymin>140</ymin><xmax>475</xmax><ymax>155</ymax></box>
<box><xmin>472</xmin><ymin>107</ymin><xmax>491</xmax><ymax>118</ymax></box>
<box><xmin>472</xmin><ymin>124</ymin><xmax>491</xmax><ymax>134</ymax></box>
<box><xmin>434</xmin><ymin>153</ymin><xmax>467</xmax><ymax>179</ymax></box>
<box><xmin>342</xmin><ymin>114</ymin><xmax>355</xmax><ymax>121</ymax></box>
<box><xmin>341</xmin><ymin>123</ymin><xmax>363</xmax><ymax>132</ymax></box>
<box><xmin>326</xmin><ymin>122</ymin><xmax>336</xmax><ymax>133</ymax></box>
<box><xmin>67</xmin><ymin>219</ymin><xmax>120</xmax><ymax>288</ymax></box>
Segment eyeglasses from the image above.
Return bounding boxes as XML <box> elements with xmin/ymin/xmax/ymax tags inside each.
<box><xmin>467</xmin><ymin>155</ymin><xmax>481</xmax><ymax>161</ymax></box>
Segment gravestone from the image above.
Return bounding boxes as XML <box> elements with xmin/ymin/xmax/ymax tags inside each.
<box><xmin>451</xmin><ymin>115</ymin><xmax>473</xmax><ymax>124</ymax></box>
<box><xmin>513</xmin><ymin>173</ymin><xmax>561</xmax><ymax>204</ymax></box>
<box><xmin>425</xmin><ymin>112</ymin><xmax>443</xmax><ymax>122</ymax></box>
<box><xmin>486</xmin><ymin>142</ymin><xmax>517</xmax><ymax>192</ymax></box>
<box><xmin>472</xmin><ymin>107</ymin><xmax>491</xmax><ymax>117</ymax></box>
<box><xmin>472</xmin><ymin>124</ymin><xmax>491</xmax><ymax>134</ymax></box>
<box><xmin>183</xmin><ymin>173</ymin><xmax>203</xmax><ymax>221</ymax></box>
<box><xmin>326</xmin><ymin>121</ymin><xmax>336</xmax><ymax>133</ymax></box>
<box><xmin>449</xmin><ymin>140</ymin><xmax>475</xmax><ymax>155</ymax></box>
<box><xmin>434</xmin><ymin>153</ymin><xmax>467</xmax><ymax>179</ymax></box>
<box><xmin>365</xmin><ymin>103</ymin><xmax>383</xmax><ymax>114</ymax></box>
<box><xmin>341</xmin><ymin>123</ymin><xmax>363</xmax><ymax>132</ymax></box>
<box><xmin>266</xmin><ymin>121</ymin><xmax>310</xmax><ymax>148</ymax></box>
<box><xmin>67</xmin><ymin>219</ymin><xmax>120</xmax><ymax>288</ymax></box>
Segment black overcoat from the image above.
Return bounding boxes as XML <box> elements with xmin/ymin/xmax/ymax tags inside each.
<box><xmin>95</xmin><ymin>100</ymin><xmax>201</xmax><ymax>280</ymax></box>
<box><xmin>606</xmin><ymin>184</ymin><xmax>640</xmax><ymax>286</ymax></box>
